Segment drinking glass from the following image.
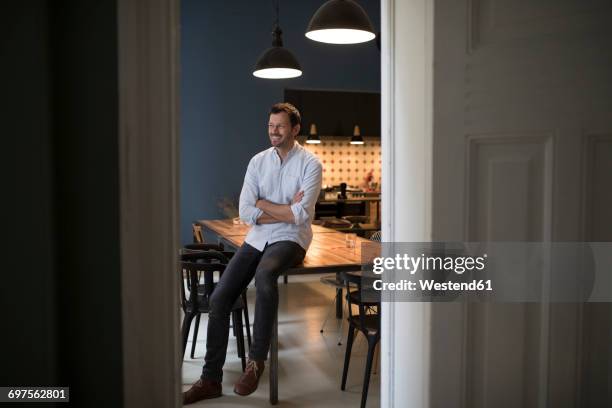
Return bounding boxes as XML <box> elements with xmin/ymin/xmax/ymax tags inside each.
<box><xmin>345</xmin><ymin>233</ymin><xmax>357</xmax><ymax>250</ymax></box>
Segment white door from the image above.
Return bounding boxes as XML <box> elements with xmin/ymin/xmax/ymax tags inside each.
<box><xmin>430</xmin><ymin>1</ymin><xmax>612</xmax><ymax>407</ymax></box>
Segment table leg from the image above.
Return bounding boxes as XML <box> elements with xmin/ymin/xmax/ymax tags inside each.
<box><xmin>270</xmin><ymin>309</ymin><xmax>278</xmax><ymax>405</ymax></box>
<box><xmin>336</xmin><ymin>287</ymin><xmax>343</xmax><ymax>319</ymax></box>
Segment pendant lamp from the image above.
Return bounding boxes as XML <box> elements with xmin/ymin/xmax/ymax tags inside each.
<box><xmin>253</xmin><ymin>1</ymin><xmax>302</xmax><ymax>79</ymax></box>
<box><xmin>306</xmin><ymin>0</ymin><xmax>376</xmax><ymax>45</ymax></box>
<box><xmin>306</xmin><ymin>123</ymin><xmax>321</xmax><ymax>144</ymax></box>
<box><xmin>350</xmin><ymin>125</ymin><xmax>364</xmax><ymax>145</ymax></box>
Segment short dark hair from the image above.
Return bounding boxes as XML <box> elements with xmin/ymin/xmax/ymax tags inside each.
<box><xmin>269</xmin><ymin>102</ymin><xmax>301</xmax><ymax>128</ymax></box>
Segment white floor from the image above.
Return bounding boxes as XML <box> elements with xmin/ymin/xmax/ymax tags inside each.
<box><xmin>182</xmin><ymin>274</ymin><xmax>380</xmax><ymax>407</ymax></box>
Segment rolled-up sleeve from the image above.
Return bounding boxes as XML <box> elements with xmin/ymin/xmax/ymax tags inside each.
<box><xmin>239</xmin><ymin>158</ymin><xmax>263</xmax><ymax>226</ymax></box>
<box><xmin>290</xmin><ymin>158</ymin><xmax>323</xmax><ymax>226</ymax></box>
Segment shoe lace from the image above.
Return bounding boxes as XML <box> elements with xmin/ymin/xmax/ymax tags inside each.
<box><xmin>246</xmin><ymin>360</ymin><xmax>259</xmax><ymax>377</ymax></box>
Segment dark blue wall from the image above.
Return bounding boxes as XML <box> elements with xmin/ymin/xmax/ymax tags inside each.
<box><xmin>181</xmin><ymin>0</ymin><xmax>380</xmax><ymax>244</ymax></box>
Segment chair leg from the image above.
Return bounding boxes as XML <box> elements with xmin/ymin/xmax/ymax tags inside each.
<box><xmin>240</xmin><ymin>316</ymin><xmax>246</xmax><ymax>372</ymax></box>
<box><xmin>320</xmin><ymin>293</ymin><xmax>338</xmax><ymax>333</ymax></box>
<box><xmin>233</xmin><ymin>311</ymin><xmax>246</xmax><ymax>372</ymax></box>
<box><xmin>360</xmin><ymin>338</ymin><xmax>377</xmax><ymax>408</ymax></box>
<box><xmin>181</xmin><ymin>312</ymin><xmax>196</xmax><ymax>359</ymax></box>
<box><xmin>335</xmin><ymin>287</ymin><xmax>343</xmax><ymax>318</ymax></box>
<box><xmin>283</xmin><ymin>273</ymin><xmax>288</xmax><ymax>284</ymax></box>
<box><xmin>242</xmin><ymin>291</ymin><xmax>252</xmax><ymax>349</ymax></box>
<box><xmin>372</xmin><ymin>344</ymin><xmax>379</xmax><ymax>375</ymax></box>
<box><xmin>231</xmin><ymin>311</ymin><xmax>237</xmax><ymax>337</ymax></box>
<box><xmin>337</xmin><ymin>301</ymin><xmax>348</xmax><ymax>346</ymax></box>
<box><xmin>341</xmin><ymin>325</ymin><xmax>356</xmax><ymax>391</ymax></box>
<box><xmin>190</xmin><ymin>314</ymin><xmax>201</xmax><ymax>359</ymax></box>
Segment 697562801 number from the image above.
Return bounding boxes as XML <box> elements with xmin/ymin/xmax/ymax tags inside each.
<box><xmin>1</xmin><ymin>387</ymin><xmax>69</xmax><ymax>402</ymax></box>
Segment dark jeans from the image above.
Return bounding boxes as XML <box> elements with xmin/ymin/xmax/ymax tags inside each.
<box><xmin>201</xmin><ymin>240</ymin><xmax>305</xmax><ymax>382</ymax></box>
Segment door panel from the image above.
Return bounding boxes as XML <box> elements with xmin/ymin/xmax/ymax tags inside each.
<box><xmin>431</xmin><ymin>1</ymin><xmax>612</xmax><ymax>407</ymax></box>
<box><xmin>466</xmin><ymin>134</ymin><xmax>553</xmax><ymax>241</ymax></box>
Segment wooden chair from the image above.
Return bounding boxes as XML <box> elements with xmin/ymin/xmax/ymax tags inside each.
<box><xmin>340</xmin><ymin>272</ymin><xmax>380</xmax><ymax>408</ymax></box>
<box><xmin>183</xmin><ymin>242</ymin><xmax>224</xmax><ymax>252</ymax></box>
<box><xmin>181</xmin><ymin>242</ymin><xmax>224</xmax><ymax>293</ymax></box>
<box><xmin>180</xmin><ymin>250</ymin><xmax>247</xmax><ymax>371</ymax></box>
<box><xmin>192</xmin><ymin>223</ymin><xmax>204</xmax><ymax>243</ymax></box>
<box><xmin>182</xmin><ymin>245</ymin><xmax>252</xmax><ymax>355</ymax></box>
<box><xmin>319</xmin><ymin>274</ymin><xmax>355</xmax><ymax>346</ymax></box>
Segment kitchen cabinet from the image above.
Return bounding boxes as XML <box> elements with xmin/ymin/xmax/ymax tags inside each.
<box><xmin>284</xmin><ymin>88</ymin><xmax>380</xmax><ymax>137</ymax></box>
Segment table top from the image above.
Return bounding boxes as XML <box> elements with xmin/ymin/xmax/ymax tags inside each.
<box><xmin>200</xmin><ymin>220</ymin><xmax>380</xmax><ymax>271</ymax></box>
<box><xmin>198</xmin><ymin>218</ymin><xmax>337</xmax><ymax>237</ymax></box>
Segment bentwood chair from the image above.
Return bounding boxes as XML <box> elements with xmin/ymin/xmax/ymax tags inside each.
<box><xmin>180</xmin><ymin>250</ymin><xmax>247</xmax><ymax>371</ymax></box>
<box><xmin>181</xmin><ymin>242</ymin><xmax>223</xmax><ymax>299</ymax></box>
<box><xmin>182</xmin><ymin>244</ymin><xmax>252</xmax><ymax>356</ymax></box>
<box><xmin>319</xmin><ymin>274</ymin><xmax>356</xmax><ymax>346</ymax></box>
<box><xmin>340</xmin><ymin>271</ymin><xmax>381</xmax><ymax>408</ymax></box>
<box><xmin>192</xmin><ymin>223</ymin><xmax>204</xmax><ymax>243</ymax></box>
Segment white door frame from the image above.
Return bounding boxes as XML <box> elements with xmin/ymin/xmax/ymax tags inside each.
<box><xmin>118</xmin><ymin>0</ymin><xmax>182</xmax><ymax>406</ymax></box>
<box><xmin>381</xmin><ymin>0</ymin><xmax>434</xmax><ymax>407</ymax></box>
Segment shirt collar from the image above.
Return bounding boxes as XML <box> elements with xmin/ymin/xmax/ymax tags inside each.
<box><xmin>272</xmin><ymin>140</ymin><xmax>300</xmax><ymax>161</ymax></box>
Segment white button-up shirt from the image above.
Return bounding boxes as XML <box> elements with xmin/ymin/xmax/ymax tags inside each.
<box><xmin>239</xmin><ymin>142</ymin><xmax>323</xmax><ymax>251</ymax></box>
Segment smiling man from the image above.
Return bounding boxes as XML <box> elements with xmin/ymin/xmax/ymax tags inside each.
<box><xmin>183</xmin><ymin>103</ymin><xmax>323</xmax><ymax>404</ymax></box>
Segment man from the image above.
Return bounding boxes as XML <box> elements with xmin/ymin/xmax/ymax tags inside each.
<box><xmin>183</xmin><ymin>103</ymin><xmax>323</xmax><ymax>404</ymax></box>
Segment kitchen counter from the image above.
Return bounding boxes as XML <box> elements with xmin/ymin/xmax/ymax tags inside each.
<box><xmin>315</xmin><ymin>193</ymin><xmax>381</xmax><ymax>228</ymax></box>
<box><xmin>317</xmin><ymin>196</ymin><xmax>381</xmax><ymax>203</ymax></box>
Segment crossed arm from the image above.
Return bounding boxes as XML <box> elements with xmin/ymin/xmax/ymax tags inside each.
<box><xmin>238</xmin><ymin>157</ymin><xmax>323</xmax><ymax>226</ymax></box>
<box><xmin>255</xmin><ymin>191</ymin><xmax>304</xmax><ymax>224</ymax></box>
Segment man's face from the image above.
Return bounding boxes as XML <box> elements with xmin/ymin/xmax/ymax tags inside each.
<box><xmin>268</xmin><ymin>112</ymin><xmax>299</xmax><ymax>150</ymax></box>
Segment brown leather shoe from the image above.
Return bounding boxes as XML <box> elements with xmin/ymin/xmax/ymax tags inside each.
<box><xmin>234</xmin><ymin>359</ymin><xmax>265</xmax><ymax>396</ymax></box>
<box><xmin>183</xmin><ymin>378</ymin><xmax>222</xmax><ymax>405</ymax></box>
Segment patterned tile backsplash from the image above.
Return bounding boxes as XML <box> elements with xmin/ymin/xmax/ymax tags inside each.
<box><xmin>298</xmin><ymin>136</ymin><xmax>381</xmax><ymax>189</ymax></box>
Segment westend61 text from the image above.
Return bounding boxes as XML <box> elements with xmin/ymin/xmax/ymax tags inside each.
<box><xmin>373</xmin><ymin>279</ymin><xmax>493</xmax><ymax>292</ymax></box>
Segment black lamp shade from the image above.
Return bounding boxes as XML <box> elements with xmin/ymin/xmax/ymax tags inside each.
<box><xmin>306</xmin><ymin>0</ymin><xmax>376</xmax><ymax>44</ymax></box>
<box><xmin>306</xmin><ymin>123</ymin><xmax>321</xmax><ymax>143</ymax></box>
<box><xmin>253</xmin><ymin>46</ymin><xmax>302</xmax><ymax>79</ymax></box>
<box><xmin>254</xmin><ymin>26</ymin><xmax>302</xmax><ymax>79</ymax></box>
<box><xmin>350</xmin><ymin>134</ymin><xmax>364</xmax><ymax>144</ymax></box>
<box><xmin>350</xmin><ymin>124</ymin><xmax>364</xmax><ymax>144</ymax></box>
<box><xmin>306</xmin><ymin>133</ymin><xmax>321</xmax><ymax>144</ymax></box>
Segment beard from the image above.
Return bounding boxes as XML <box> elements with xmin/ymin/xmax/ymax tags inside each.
<box><xmin>270</xmin><ymin>134</ymin><xmax>283</xmax><ymax>145</ymax></box>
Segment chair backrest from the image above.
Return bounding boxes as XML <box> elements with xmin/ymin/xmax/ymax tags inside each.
<box><xmin>183</xmin><ymin>242</ymin><xmax>224</xmax><ymax>252</ymax></box>
<box><xmin>179</xmin><ymin>250</ymin><xmax>229</xmax><ymax>312</ymax></box>
<box><xmin>342</xmin><ymin>271</ymin><xmax>380</xmax><ymax>330</ymax></box>
<box><xmin>192</xmin><ymin>223</ymin><xmax>204</xmax><ymax>243</ymax></box>
<box><xmin>181</xmin><ymin>249</ymin><xmax>233</xmax><ymax>262</ymax></box>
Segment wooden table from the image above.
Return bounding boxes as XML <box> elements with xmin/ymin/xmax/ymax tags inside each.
<box><xmin>198</xmin><ymin>216</ymin><xmax>378</xmax><ymax>267</ymax></box>
<box><xmin>199</xmin><ymin>218</ymin><xmax>335</xmax><ymax>238</ymax></box>
<box><xmin>198</xmin><ymin>219</ymin><xmax>379</xmax><ymax>405</ymax></box>
<box><xmin>198</xmin><ymin>219</ymin><xmax>352</xmax><ymax>282</ymax></box>
<box><xmin>199</xmin><ymin>219</ymin><xmax>366</xmax><ymax>314</ymax></box>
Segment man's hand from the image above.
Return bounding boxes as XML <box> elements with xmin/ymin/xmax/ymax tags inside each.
<box><xmin>255</xmin><ymin>198</ymin><xmax>297</xmax><ymax>224</ymax></box>
<box><xmin>292</xmin><ymin>190</ymin><xmax>304</xmax><ymax>205</ymax></box>
<box><xmin>256</xmin><ymin>212</ymin><xmax>282</xmax><ymax>224</ymax></box>
<box><xmin>256</xmin><ymin>190</ymin><xmax>303</xmax><ymax>210</ymax></box>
